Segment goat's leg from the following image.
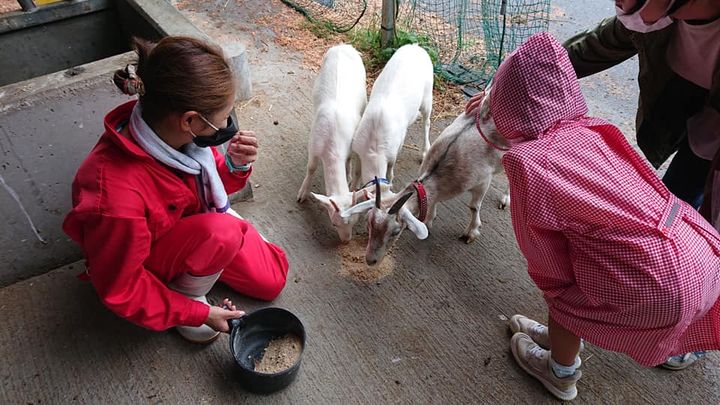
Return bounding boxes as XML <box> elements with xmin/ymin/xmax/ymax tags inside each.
<box><xmin>350</xmin><ymin>154</ymin><xmax>362</xmax><ymax>190</ymax></box>
<box><xmin>426</xmin><ymin>201</ymin><xmax>438</xmax><ymax>229</ymax></box>
<box><xmin>297</xmin><ymin>154</ymin><xmax>319</xmax><ymax>203</ymax></box>
<box><xmin>345</xmin><ymin>157</ymin><xmax>352</xmax><ymax>185</ymax></box>
<box><xmin>420</xmin><ymin>104</ymin><xmax>432</xmax><ymax>160</ymax></box>
<box><xmin>499</xmin><ymin>185</ymin><xmax>511</xmax><ymax>210</ymax></box>
<box><xmin>460</xmin><ymin>178</ymin><xmax>492</xmax><ymax>244</ymax></box>
<box><xmin>387</xmin><ymin>159</ymin><xmax>395</xmax><ymax>185</ymax></box>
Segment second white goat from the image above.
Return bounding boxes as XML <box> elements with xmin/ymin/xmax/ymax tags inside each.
<box><xmin>350</xmin><ymin>44</ymin><xmax>434</xmax><ymax>189</ymax></box>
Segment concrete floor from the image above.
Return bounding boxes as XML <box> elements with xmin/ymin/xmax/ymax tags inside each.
<box><xmin>1</xmin><ymin>0</ymin><xmax>719</xmax><ymax>403</ymax></box>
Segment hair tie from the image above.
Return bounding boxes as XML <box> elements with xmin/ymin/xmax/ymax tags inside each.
<box><xmin>118</xmin><ymin>64</ymin><xmax>145</xmax><ymax>96</ymax></box>
<box><xmin>126</xmin><ymin>64</ymin><xmax>145</xmax><ymax>96</ymax></box>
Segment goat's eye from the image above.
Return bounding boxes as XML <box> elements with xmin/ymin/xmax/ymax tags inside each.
<box><xmin>391</xmin><ymin>229</ymin><xmax>401</xmax><ymax>237</ymax></box>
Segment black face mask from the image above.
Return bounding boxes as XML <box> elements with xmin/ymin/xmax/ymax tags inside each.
<box><xmin>191</xmin><ymin>115</ymin><xmax>237</xmax><ymax>148</ymax></box>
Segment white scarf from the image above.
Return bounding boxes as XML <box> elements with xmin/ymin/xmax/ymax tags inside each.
<box><xmin>129</xmin><ymin>103</ymin><xmax>229</xmax><ymax>213</ymax></box>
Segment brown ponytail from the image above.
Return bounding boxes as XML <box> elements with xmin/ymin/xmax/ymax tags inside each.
<box><xmin>113</xmin><ymin>36</ymin><xmax>235</xmax><ymax>123</ymax></box>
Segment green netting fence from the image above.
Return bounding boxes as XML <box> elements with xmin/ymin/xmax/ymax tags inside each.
<box><xmin>279</xmin><ymin>0</ymin><xmax>550</xmax><ymax>87</ymax></box>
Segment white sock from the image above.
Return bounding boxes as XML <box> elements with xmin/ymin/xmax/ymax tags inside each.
<box><xmin>550</xmin><ymin>357</ymin><xmax>578</xmax><ymax>378</ymax></box>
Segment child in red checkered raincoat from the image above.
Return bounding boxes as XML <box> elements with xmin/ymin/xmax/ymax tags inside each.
<box><xmin>468</xmin><ymin>32</ymin><xmax>720</xmax><ymax>401</ymax></box>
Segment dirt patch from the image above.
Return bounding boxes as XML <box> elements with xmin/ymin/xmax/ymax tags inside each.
<box><xmin>249</xmin><ymin>0</ymin><xmax>465</xmax><ymax>121</ymax></box>
<box><xmin>0</xmin><ymin>0</ymin><xmax>21</xmax><ymax>13</ymax></box>
<box><xmin>254</xmin><ymin>2</ymin><xmax>338</xmax><ymax>73</ymax></box>
<box><xmin>254</xmin><ymin>334</ymin><xmax>303</xmax><ymax>374</ymax></box>
<box><xmin>338</xmin><ymin>237</ymin><xmax>395</xmax><ymax>283</ymax></box>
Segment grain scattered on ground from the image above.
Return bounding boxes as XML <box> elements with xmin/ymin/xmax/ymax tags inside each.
<box><xmin>338</xmin><ymin>237</ymin><xmax>395</xmax><ymax>283</ymax></box>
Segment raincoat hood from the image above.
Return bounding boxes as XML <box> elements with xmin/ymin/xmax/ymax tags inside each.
<box><xmin>489</xmin><ymin>32</ymin><xmax>588</xmax><ymax>142</ymax></box>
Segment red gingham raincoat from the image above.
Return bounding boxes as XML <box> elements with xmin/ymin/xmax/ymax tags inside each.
<box><xmin>490</xmin><ymin>32</ymin><xmax>720</xmax><ymax>366</ymax></box>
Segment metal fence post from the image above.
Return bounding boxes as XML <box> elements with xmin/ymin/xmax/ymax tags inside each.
<box><xmin>17</xmin><ymin>0</ymin><xmax>37</xmax><ymax>12</ymax></box>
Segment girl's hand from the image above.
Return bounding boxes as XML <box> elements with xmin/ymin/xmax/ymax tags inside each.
<box><xmin>205</xmin><ymin>298</ymin><xmax>245</xmax><ymax>332</ymax></box>
<box><xmin>227</xmin><ymin>130</ymin><xmax>258</xmax><ymax>167</ymax></box>
<box><xmin>465</xmin><ymin>91</ymin><xmax>485</xmax><ymax>115</ymax></box>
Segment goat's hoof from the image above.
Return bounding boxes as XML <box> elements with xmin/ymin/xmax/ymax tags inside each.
<box><xmin>499</xmin><ymin>197</ymin><xmax>510</xmax><ymax>210</ymax></box>
<box><xmin>460</xmin><ymin>230</ymin><xmax>480</xmax><ymax>244</ymax></box>
<box><xmin>459</xmin><ymin>234</ymin><xmax>475</xmax><ymax>244</ymax></box>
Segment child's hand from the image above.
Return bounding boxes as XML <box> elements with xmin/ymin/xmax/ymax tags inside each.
<box><xmin>465</xmin><ymin>91</ymin><xmax>485</xmax><ymax>115</ymax></box>
<box><xmin>227</xmin><ymin>130</ymin><xmax>258</xmax><ymax>167</ymax></box>
<box><xmin>205</xmin><ymin>298</ymin><xmax>245</xmax><ymax>332</ymax></box>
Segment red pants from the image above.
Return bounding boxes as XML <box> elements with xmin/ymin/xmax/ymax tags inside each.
<box><xmin>144</xmin><ymin>213</ymin><xmax>289</xmax><ymax>301</ymax></box>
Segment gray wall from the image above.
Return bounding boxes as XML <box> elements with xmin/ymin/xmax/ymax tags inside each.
<box><xmin>0</xmin><ymin>52</ymin><xmax>136</xmax><ymax>286</ymax></box>
<box><xmin>0</xmin><ymin>9</ymin><xmax>129</xmax><ymax>87</ymax></box>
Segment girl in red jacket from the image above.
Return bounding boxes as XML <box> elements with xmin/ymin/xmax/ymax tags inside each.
<box><xmin>63</xmin><ymin>36</ymin><xmax>289</xmax><ymax>343</ymax></box>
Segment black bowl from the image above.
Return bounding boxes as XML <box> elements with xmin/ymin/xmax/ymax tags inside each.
<box><xmin>227</xmin><ymin>307</ymin><xmax>306</xmax><ymax>394</ymax></box>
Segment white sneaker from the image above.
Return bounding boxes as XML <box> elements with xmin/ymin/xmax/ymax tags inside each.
<box><xmin>661</xmin><ymin>351</ymin><xmax>706</xmax><ymax>371</ymax></box>
<box><xmin>175</xmin><ymin>296</ymin><xmax>220</xmax><ymax>344</ymax></box>
<box><xmin>509</xmin><ymin>314</ymin><xmax>585</xmax><ymax>352</ymax></box>
<box><xmin>169</xmin><ymin>272</ymin><xmax>223</xmax><ymax>344</ymax></box>
<box><xmin>511</xmin><ymin>332</ymin><xmax>581</xmax><ymax>401</ymax></box>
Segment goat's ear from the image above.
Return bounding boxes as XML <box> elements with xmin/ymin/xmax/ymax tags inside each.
<box><xmin>479</xmin><ymin>87</ymin><xmax>492</xmax><ymax>122</ymax></box>
<box><xmin>388</xmin><ymin>192</ymin><xmax>413</xmax><ymax>215</ymax></box>
<box><xmin>312</xmin><ymin>193</ymin><xmax>341</xmax><ymax>213</ymax></box>
<box><xmin>375</xmin><ymin>178</ymin><xmax>382</xmax><ymax>208</ymax></box>
<box><xmin>311</xmin><ymin>192</ymin><xmax>332</xmax><ymax>207</ymax></box>
<box><xmin>401</xmin><ymin>208</ymin><xmax>428</xmax><ymax>240</ymax></box>
<box><xmin>340</xmin><ymin>200</ymin><xmax>374</xmax><ymax>219</ymax></box>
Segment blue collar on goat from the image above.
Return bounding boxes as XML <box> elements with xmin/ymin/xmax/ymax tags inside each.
<box><xmin>360</xmin><ymin>177</ymin><xmax>390</xmax><ymax>190</ymax></box>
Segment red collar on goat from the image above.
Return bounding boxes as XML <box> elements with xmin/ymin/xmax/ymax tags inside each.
<box><xmin>412</xmin><ymin>180</ymin><xmax>428</xmax><ymax>223</ymax></box>
<box><xmin>476</xmin><ymin>107</ymin><xmax>510</xmax><ymax>152</ymax></box>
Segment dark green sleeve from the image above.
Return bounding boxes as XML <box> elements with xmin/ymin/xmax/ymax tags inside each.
<box><xmin>562</xmin><ymin>16</ymin><xmax>638</xmax><ymax>79</ymax></box>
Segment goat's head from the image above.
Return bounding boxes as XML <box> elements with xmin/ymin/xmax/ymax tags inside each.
<box><xmin>340</xmin><ymin>180</ymin><xmax>427</xmax><ymax>265</ymax></box>
<box><xmin>364</xmin><ymin>189</ymin><xmax>428</xmax><ymax>266</ymax></box>
<box><xmin>311</xmin><ymin>192</ymin><xmax>359</xmax><ymax>243</ymax></box>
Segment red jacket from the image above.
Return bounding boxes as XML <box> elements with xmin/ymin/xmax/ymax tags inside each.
<box><xmin>63</xmin><ymin>101</ymin><xmax>251</xmax><ymax>331</ymax></box>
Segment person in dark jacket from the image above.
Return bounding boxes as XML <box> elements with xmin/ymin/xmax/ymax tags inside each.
<box><xmin>564</xmin><ymin>0</ymin><xmax>720</xmax><ymax>210</ymax></box>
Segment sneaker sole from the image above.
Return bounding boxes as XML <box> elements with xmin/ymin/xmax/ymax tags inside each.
<box><xmin>509</xmin><ymin>315</ymin><xmax>551</xmax><ymax>350</ymax></box>
<box><xmin>511</xmin><ymin>333</ymin><xmax>578</xmax><ymax>401</ymax></box>
<box><xmin>509</xmin><ymin>315</ymin><xmax>585</xmax><ymax>353</ymax></box>
<box><xmin>659</xmin><ymin>362</ymin><xmax>693</xmax><ymax>371</ymax></box>
<box><xmin>179</xmin><ymin>330</ymin><xmax>221</xmax><ymax>345</ymax></box>
<box><xmin>509</xmin><ymin>315</ymin><xmax>526</xmax><ymax>334</ymax></box>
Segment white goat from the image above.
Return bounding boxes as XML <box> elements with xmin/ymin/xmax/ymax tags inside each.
<box><xmin>297</xmin><ymin>44</ymin><xmax>367</xmax><ymax>242</ymax></box>
<box><xmin>343</xmin><ymin>90</ymin><xmax>510</xmax><ymax>265</ymax></box>
<box><xmin>350</xmin><ymin>44</ymin><xmax>434</xmax><ymax>189</ymax></box>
